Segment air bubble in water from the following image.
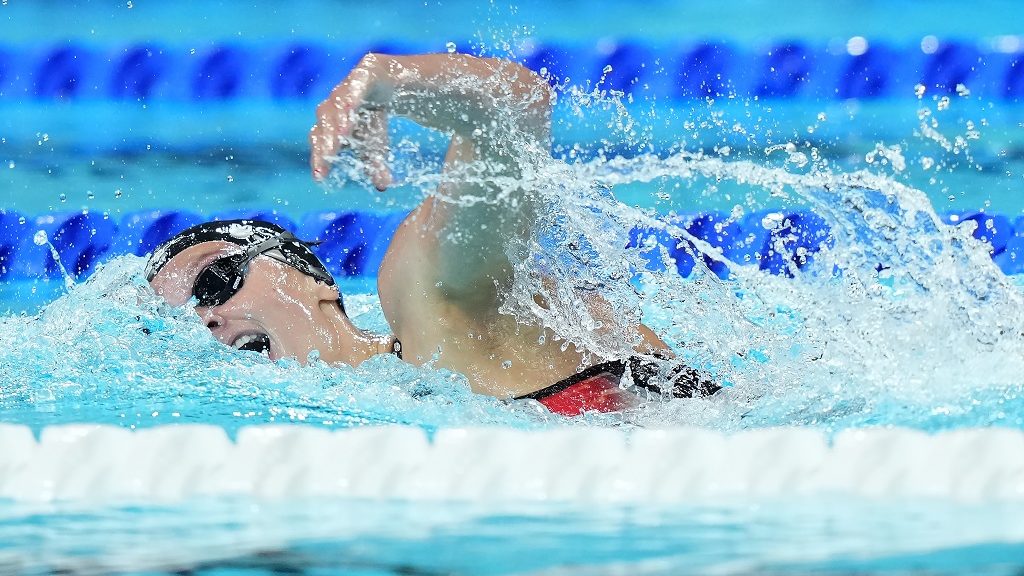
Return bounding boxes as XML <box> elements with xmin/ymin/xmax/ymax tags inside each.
<box><xmin>33</xmin><ymin>230</ymin><xmax>47</xmax><ymax>246</ymax></box>
<box><xmin>501</xmin><ymin>360</ymin><xmax>512</xmax><ymax>369</ymax></box>
<box><xmin>445</xmin><ymin>41</ymin><xmax>457</xmax><ymax>54</ymax></box>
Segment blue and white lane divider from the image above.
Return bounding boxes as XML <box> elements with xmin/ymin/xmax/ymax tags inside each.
<box><xmin>1</xmin><ymin>424</ymin><xmax>1023</xmax><ymax>503</ymax></box>
<box><xmin>1</xmin><ymin>208</ymin><xmax>1022</xmax><ymax>282</ymax></box>
<box><xmin>0</xmin><ymin>38</ymin><xmax>1022</xmax><ymax>102</ymax></box>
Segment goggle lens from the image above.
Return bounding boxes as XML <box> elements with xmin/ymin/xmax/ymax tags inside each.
<box><xmin>192</xmin><ymin>255</ymin><xmax>246</xmax><ymax>307</ymax></box>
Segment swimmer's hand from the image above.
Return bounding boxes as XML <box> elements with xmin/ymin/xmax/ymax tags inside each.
<box><xmin>309</xmin><ymin>54</ymin><xmax>393</xmax><ymax>190</ymax></box>
<box><xmin>310</xmin><ymin>53</ymin><xmax>551</xmax><ymax>189</ymax></box>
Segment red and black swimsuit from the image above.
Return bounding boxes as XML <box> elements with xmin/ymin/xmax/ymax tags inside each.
<box><xmin>516</xmin><ymin>357</ymin><xmax>721</xmax><ymax>416</ymax></box>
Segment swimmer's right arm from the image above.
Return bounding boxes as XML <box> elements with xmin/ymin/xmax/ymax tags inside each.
<box><xmin>310</xmin><ymin>53</ymin><xmax>552</xmax><ymax>308</ymax></box>
<box><xmin>309</xmin><ymin>52</ymin><xmax>552</xmax><ymax>185</ymax></box>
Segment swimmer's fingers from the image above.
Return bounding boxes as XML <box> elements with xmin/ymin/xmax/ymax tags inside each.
<box><xmin>353</xmin><ymin>107</ymin><xmax>392</xmax><ymax>191</ymax></box>
<box><xmin>310</xmin><ymin>94</ymin><xmax>357</xmax><ymax>181</ymax></box>
<box><xmin>309</xmin><ymin>121</ymin><xmax>331</xmax><ymax>181</ymax></box>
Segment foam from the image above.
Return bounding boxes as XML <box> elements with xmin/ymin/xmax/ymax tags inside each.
<box><xmin>1</xmin><ymin>424</ymin><xmax>1023</xmax><ymax>503</ymax></box>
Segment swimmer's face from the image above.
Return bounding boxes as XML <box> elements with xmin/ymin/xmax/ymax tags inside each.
<box><xmin>149</xmin><ymin>240</ymin><xmax>378</xmax><ymax>366</ymax></box>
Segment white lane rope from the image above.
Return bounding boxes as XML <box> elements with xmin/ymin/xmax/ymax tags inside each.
<box><xmin>1</xmin><ymin>424</ymin><xmax>1022</xmax><ymax>503</ymax></box>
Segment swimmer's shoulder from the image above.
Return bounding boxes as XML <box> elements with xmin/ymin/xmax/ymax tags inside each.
<box><xmin>377</xmin><ymin>198</ymin><xmax>444</xmax><ymax>336</ymax></box>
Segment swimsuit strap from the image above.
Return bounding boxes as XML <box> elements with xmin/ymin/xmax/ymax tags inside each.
<box><xmin>517</xmin><ymin>356</ymin><xmax>721</xmax><ymax>416</ymax></box>
<box><xmin>516</xmin><ymin>360</ymin><xmax>632</xmax><ymax>416</ymax></box>
<box><xmin>516</xmin><ymin>360</ymin><xmax>626</xmax><ymax>401</ymax></box>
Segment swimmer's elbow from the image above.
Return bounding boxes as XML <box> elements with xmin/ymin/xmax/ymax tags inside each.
<box><xmin>481</xmin><ymin>57</ymin><xmax>552</xmax><ymax>142</ymax></box>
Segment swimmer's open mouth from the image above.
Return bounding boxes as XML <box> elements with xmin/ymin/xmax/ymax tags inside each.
<box><xmin>233</xmin><ymin>333</ymin><xmax>271</xmax><ymax>355</ymax></box>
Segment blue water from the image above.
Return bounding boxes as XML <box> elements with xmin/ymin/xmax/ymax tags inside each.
<box><xmin>4</xmin><ymin>0</ymin><xmax>1024</xmax><ymax>574</ymax></box>
<box><xmin>5</xmin><ymin>498</ymin><xmax>1024</xmax><ymax>575</ymax></box>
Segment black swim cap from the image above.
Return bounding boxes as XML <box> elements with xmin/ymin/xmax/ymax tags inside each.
<box><xmin>145</xmin><ymin>219</ymin><xmax>337</xmax><ymax>291</ymax></box>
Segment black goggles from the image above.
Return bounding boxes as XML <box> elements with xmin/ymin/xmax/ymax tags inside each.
<box><xmin>192</xmin><ymin>234</ymin><xmax>300</xmax><ymax>308</ymax></box>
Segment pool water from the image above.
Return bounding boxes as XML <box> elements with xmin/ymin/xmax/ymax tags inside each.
<box><xmin>3</xmin><ymin>0</ymin><xmax>1024</xmax><ymax>574</ymax></box>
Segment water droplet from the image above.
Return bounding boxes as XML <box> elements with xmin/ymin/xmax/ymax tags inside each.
<box><xmin>956</xmin><ymin>83</ymin><xmax>971</xmax><ymax>97</ymax></box>
<box><xmin>920</xmin><ymin>35</ymin><xmax>939</xmax><ymax>54</ymax></box>
<box><xmin>501</xmin><ymin>360</ymin><xmax>512</xmax><ymax>369</ymax></box>
<box><xmin>114</xmin><ymin>189</ymin><xmax>122</xmax><ymax>199</ymax></box>
<box><xmin>86</xmin><ymin>191</ymin><xmax>95</xmax><ymax>200</ymax></box>
<box><xmin>445</xmin><ymin>41</ymin><xmax>457</xmax><ymax>54</ymax></box>
<box><xmin>59</xmin><ymin>193</ymin><xmax>66</xmax><ymax>203</ymax></box>
<box><xmin>761</xmin><ymin>213</ymin><xmax>784</xmax><ymax>230</ymax></box>
<box><xmin>914</xmin><ymin>84</ymin><xmax>926</xmax><ymax>99</ymax></box>
<box><xmin>33</xmin><ymin>230</ymin><xmax>47</xmax><ymax>246</ymax></box>
<box><xmin>846</xmin><ymin>36</ymin><xmax>868</xmax><ymax>56</ymax></box>
<box><xmin>17</xmin><ymin>217</ymin><xmax>25</xmax><ymax>225</ymax></box>
<box><xmin>602</xmin><ymin>64</ymin><xmax>613</xmax><ymax>75</ymax></box>
<box><xmin>937</xmin><ymin>96</ymin><xmax>950</xmax><ymax>111</ymax></box>
<box><xmin>227</xmin><ymin>175</ymin><xmax>234</xmax><ymax>183</ymax></box>
<box><xmin>817</xmin><ymin>112</ymin><xmax>827</xmax><ymax>122</ymax></box>
<box><xmin>7</xmin><ymin>161</ymin><xmax>13</xmax><ymax>169</ymax></box>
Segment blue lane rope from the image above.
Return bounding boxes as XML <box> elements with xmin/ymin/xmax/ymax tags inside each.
<box><xmin>0</xmin><ymin>208</ymin><xmax>1020</xmax><ymax>281</ymax></box>
<box><xmin>0</xmin><ymin>39</ymin><xmax>1021</xmax><ymax>102</ymax></box>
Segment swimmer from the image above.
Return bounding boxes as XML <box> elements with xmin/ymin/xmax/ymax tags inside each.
<box><xmin>146</xmin><ymin>53</ymin><xmax>718</xmax><ymax>415</ymax></box>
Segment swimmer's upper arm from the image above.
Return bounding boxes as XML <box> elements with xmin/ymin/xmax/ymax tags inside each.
<box><xmin>422</xmin><ymin>62</ymin><xmax>552</xmax><ymax>313</ymax></box>
<box><xmin>320</xmin><ymin>53</ymin><xmax>552</xmax><ymax>317</ymax></box>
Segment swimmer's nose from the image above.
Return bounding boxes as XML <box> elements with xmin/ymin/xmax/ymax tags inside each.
<box><xmin>197</xmin><ymin>307</ymin><xmax>224</xmax><ymax>330</ymax></box>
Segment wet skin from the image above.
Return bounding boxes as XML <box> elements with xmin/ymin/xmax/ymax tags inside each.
<box><xmin>149</xmin><ymin>240</ymin><xmax>392</xmax><ymax>366</ymax></box>
<box><xmin>151</xmin><ymin>53</ymin><xmax>671</xmax><ymax>400</ymax></box>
